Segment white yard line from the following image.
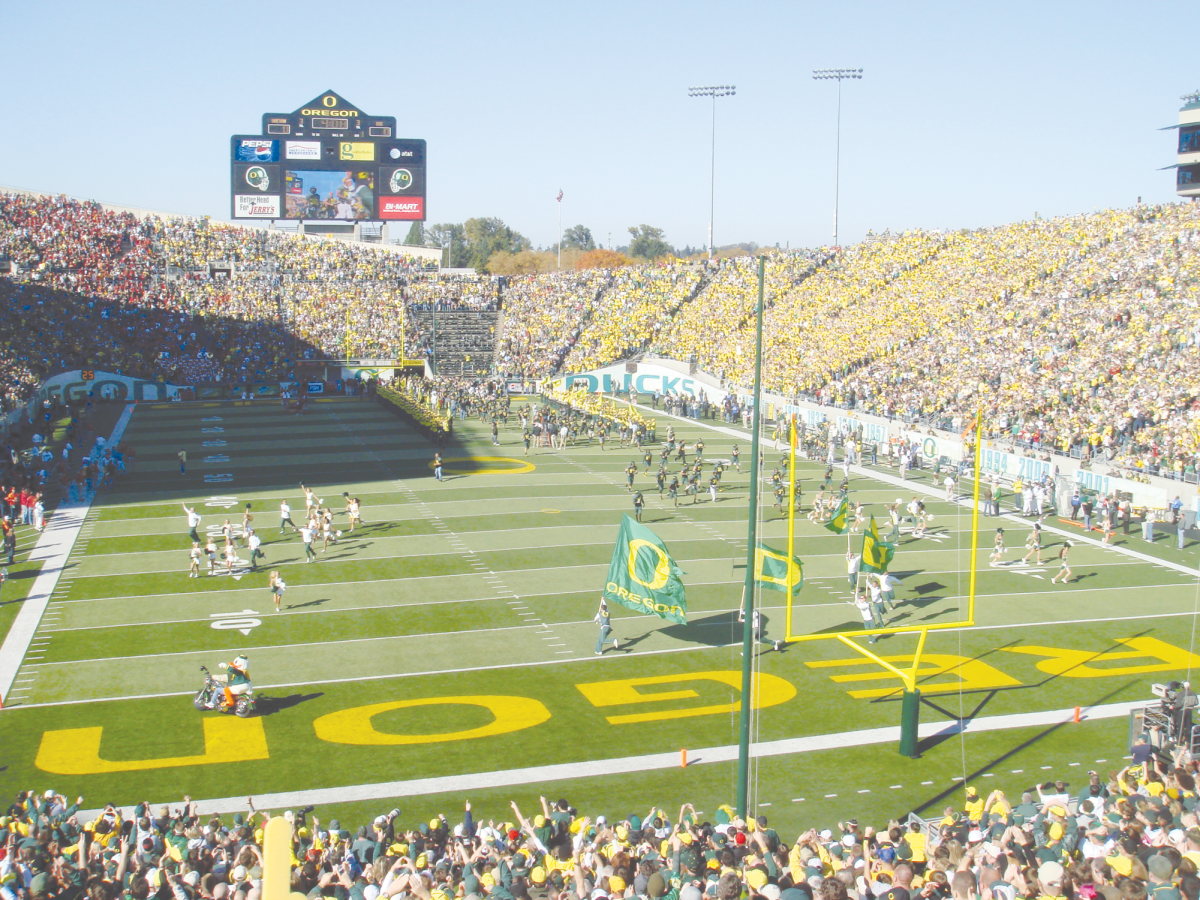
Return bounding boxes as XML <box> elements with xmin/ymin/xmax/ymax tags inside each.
<box><xmin>18</xmin><ymin>606</ymin><xmax>1200</xmax><ymax>710</ymax></box>
<box><xmin>0</xmin><ymin>404</ymin><xmax>134</xmax><ymax>703</ymax></box>
<box><xmin>79</xmin><ymin>698</ymin><xmax>1144</xmax><ymax>818</ymax></box>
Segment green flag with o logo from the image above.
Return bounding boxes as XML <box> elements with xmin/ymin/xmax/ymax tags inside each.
<box><xmin>754</xmin><ymin>542</ymin><xmax>803</xmax><ymax>593</ymax></box>
<box><xmin>860</xmin><ymin>515</ymin><xmax>896</xmax><ymax>575</ymax></box>
<box><xmin>824</xmin><ymin>496</ymin><xmax>850</xmax><ymax>534</ymax></box>
<box><xmin>603</xmin><ymin>515</ymin><xmax>687</xmax><ymax>623</ymax></box>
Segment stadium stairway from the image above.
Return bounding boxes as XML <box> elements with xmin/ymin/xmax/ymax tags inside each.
<box><xmin>406</xmin><ymin>308</ymin><xmax>500</xmax><ymax>377</ymax></box>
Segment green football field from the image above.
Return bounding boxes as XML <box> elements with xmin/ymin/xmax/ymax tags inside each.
<box><xmin>0</xmin><ymin>396</ymin><xmax>1197</xmax><ymax>833</ymax></box>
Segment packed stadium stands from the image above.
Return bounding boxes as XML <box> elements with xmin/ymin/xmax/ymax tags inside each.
<box><xmin>3</xmin><ymin>191</ymin><xmax>1200</xmax><ymax>899</ymax></box>
<box><xmin>2</xmin><ymin>191</ymin><xmax>1199</xmax><ymax>475</ymax></box>
<box><xmin>4</xmin><ymin>742</ymin><xmax>1195</xmax><ymax>900</ymax></box>
<box><xmin>495</xmin><ymin>270</ymin><xmax>613</xmax><ymax>377</ymax></box>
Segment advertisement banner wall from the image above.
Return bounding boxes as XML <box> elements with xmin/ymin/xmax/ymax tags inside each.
<box><xmin>561</xmin><ymin>363</ymin><xmax>727</xmax><ymax>400</ymax></box>
<box><xmin>555</xmin><ymin>360</ymin><xmax>1189</xmax><ymax>511</ymax></box>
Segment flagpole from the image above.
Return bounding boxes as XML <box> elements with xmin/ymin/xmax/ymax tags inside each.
<box><xmin>785</xmin><ymin>414</ymin><xmax>796</xmax><ymax>640</ymax></box>
<box><xmin>557</xmin><ymin>189</ymin><xmax>562</xmax><ymax>271</ymax></box>
<box><xmin>737</xmin><ymin>255</ymin><xmax>765</xmax><ymax>819</ymax></box>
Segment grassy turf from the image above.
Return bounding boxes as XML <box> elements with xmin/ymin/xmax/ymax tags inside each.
<box><xmin>0</xmin><ymin>397</ymin><xmax>1196</xmax><ymax>835</ymax></box>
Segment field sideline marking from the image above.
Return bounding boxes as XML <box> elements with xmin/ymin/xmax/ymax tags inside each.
<box><xmin>842</xmin><ymin>462</ymin><xmax>1200</xmax><ymax>579</ymax></box>
<box><xmin>95</xmin><ymin>479</ymin><xmax>952</xmax><ymax>528</ymax></box>
<box><xmin>41</xmin><ymin>578</ymin><xmax>778</xmax><ymax>632</ymax></box>
<box><xmin>57</xmin><ymin>535</ymin><xmax>1165</xmax><ymax>584</ymax></box>
<box><xmin>620</xmin><ymin>400</ymin><xmax>1200</xmax><ymax>580</ymax></box>
<box><xmin>0</xmin><ymin>404</ymin><xmax>135</xmax><ymax>702</ymax></box>
<box><xmin>15</xmin><ymin>607</ymin><xmax>1199</xmax><ymax>709</ymax></box>
<box><xmin>41</xmin><ymin>568</ymin><xmax>1192</xmax><ymax>634</ymax></box>
<box><xmin>75</xmin><ymin>698</ymin><xmax>1145</xmax><ymax>817</ymax></box>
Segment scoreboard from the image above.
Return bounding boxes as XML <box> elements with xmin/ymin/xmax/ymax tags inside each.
<box><xmin>230</xmin><ymin>90</ymin><xmax>426</xmax><ymax>222</ymax></box>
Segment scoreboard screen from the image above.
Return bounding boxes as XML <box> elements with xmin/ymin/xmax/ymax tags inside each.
<box><xmin>230</xmin><ymin>90</ymin><xmax>426</xmax><ymax>222</ymax></box>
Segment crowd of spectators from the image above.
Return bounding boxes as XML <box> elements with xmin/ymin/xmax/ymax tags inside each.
<box><xmin>3</xmin><ymin>735</ymin><xmax>1200</xmax><ymax>900</ymax></box>
<box><xmin>651</xmin><ymin>251</ymin><xmax>829</xmax><ymax>371</ymax></box>
<box><xmin>496</xmin><ymin>271</ymin><xmax>614</xmax><ymax>378</ymax></box>
<box><xmin>560</xmin><ymin>264</ymin><xmax>703</xmax><ymax>373</ymax></box>
<box><xmin>3</xmin><ymin>190</ymin><xmax>1199</xmax><ymax>474</ymax></box>
<box><xmin>786</xmin><ymin>205</ymin><xmax>1200</xmax><ymax>479</ymax></box>
<box><xmin>0</xmin><ymin>194</ymin><xmax>433</xmax><ymax>397</ymax></box>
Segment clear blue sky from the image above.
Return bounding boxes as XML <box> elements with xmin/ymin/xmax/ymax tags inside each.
<box><xmin>1</xmin><ymin>0</ymin><xmax>1192</xmax><ymax>251</ymax></box>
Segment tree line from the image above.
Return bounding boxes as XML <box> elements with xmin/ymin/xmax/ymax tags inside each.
<box><xmin>402</xmin><ymin>221</ymin><xmax>712</xmax><ymax>274</ymax></box>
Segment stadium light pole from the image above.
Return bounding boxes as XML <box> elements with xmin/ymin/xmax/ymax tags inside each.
<box><xmin>688</xmin><ymin>85</ymin><xmax>736</xmax><ymax>258</ymax></box>
<box><xmin>736</xmin><ymin>255</ymin><xmax>766</xmax><ymax>819</ymax></box>
<box><xmin>812</xmin><ymin>68</ymin><xmax>862</xmax><ymax>247</ymax></box>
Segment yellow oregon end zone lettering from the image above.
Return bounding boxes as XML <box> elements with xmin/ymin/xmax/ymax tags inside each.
<box><xmin>1004</xmin><ymin>636</ymin><xmax>1200</xmax><ymax>678</ymax></box>
<box><xmin>35</xmin><ymin>717</ymin><xmax>268</xmax><ymax>775</ymax></box>
<box><xmin>575</xmin><ymin>671</ymin><xmax>797</xmax><ymax>725</ymax></box>
<box><xmin>426</xmin><ymin>456</ymin><xmax>535</xmax><ymax>475</ymax></box>
<box><xmin>806</xmin><ymin>653</ymin><xmax>1021</xmax><ymax>699</ymax></box>
<box><xmin>312</xmin><ymin>695</ymin><xmax>551</xmax><ymax>745</ymax></box>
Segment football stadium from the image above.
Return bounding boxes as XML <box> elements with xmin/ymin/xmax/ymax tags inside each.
<box><xmin>2</xmin><ymin>9</ymin><xmax>1200</xmax><ymax>900</ymax></box>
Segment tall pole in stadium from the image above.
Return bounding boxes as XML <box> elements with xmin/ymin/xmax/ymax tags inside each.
<box><xmin>786</xmin><ymin>413</ymin><xmax>797</xmax><ymax>637</ymax></box>
<box><xmin>688</xmin><ymin>85</ymin><xmax>736</xmax><ymax>258</ymax></box>
<box><xmin>736</xmin><ymin>255</ymin><xmax>765</xmax><ymax>818</ymax></box>
<box><xmin>812</xmin><ymin>68</ymin><xmax>862</xmax><ymax>248</ymax></box>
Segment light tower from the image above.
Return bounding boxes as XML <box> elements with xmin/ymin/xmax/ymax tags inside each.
<box><xmin>688</xmin><ymin>84</ymin><xmax>736</xmax><ymax>257</ymax></box>
<box><xmin>812</xmin><ymin>68</ymin><xmax>862</xmax><ymax>247</ymax></box>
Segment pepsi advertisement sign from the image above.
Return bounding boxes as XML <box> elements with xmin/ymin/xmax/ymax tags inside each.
<box><xmin>235</xmin><ymin>139</ymin><xmax>279</xmax><ymax>163</ymax></box>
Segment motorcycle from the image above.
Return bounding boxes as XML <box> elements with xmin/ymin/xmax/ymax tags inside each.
<box><xmin>194</xmin><ymin>665</ymin><xmax>257</xmax><ymax>717</ymax></box>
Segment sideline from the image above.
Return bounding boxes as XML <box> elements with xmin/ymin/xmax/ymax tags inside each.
<box><xmin>82</xmin><ymin>698</ymin><xmax>1143</xmax><ymax>818</ymax></box>
<box><xmin>852</xmin><ymin>464</ymin><xmax>1200</xmax><ymax>580</ymax></box>
<box><xmin>625</xmin><ymin>401</ymin><xmax>1200</xmax><ymax>579</ymax></box>
<box><xmin>0</xmin><ymin>404</ymin><xmax>135</xmax><ymax>703</ymax></box>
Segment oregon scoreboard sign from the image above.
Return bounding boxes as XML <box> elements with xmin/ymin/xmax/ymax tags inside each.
<box><xmin>230</xmin><ymin>91</ymin><xmax>426</xmax><ymax>222</ymax></box>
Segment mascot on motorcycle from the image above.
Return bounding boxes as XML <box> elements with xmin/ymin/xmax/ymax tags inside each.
<box><xmin>213</xmin><ymin>655</ymin><xmax>252</xmax><ymax>709</ymax></box>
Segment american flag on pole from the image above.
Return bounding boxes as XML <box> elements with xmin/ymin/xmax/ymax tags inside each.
<box><xmin>556</xmin><ymin>190</ymin><xmax>563</xmax><ymax>202</ymax></box>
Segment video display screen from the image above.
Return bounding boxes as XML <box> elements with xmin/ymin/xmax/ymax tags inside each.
<box><xmin>231</xmin><ymin>113</ymin><xmax>425</xmax><ymax>221</ymax></box>
<box><xmin>283</xmin><ymin>169</ymin><xmax>375</xmax><ymax>219</ymax></box>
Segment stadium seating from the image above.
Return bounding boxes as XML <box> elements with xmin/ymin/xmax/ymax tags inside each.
<box><xmin>2</xmin><ymin>191</ymin><xmax>1199</xmax><ymax>476</ymax></box>
<box><xmin>3</xmin><ymin>740</ymin><xmax>1189</xmax><ymax>900</ymax></box>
